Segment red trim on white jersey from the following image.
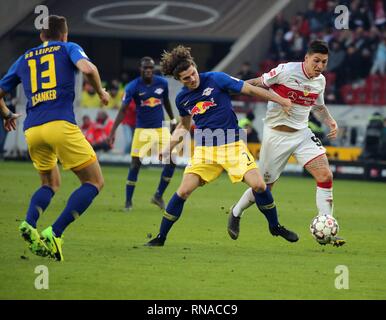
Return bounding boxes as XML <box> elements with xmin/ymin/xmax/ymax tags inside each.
<box><xmin>270</xmin><ymin>83</ymin><xmax>319</xmax><ymax>106</ymax></box>
<box><xmin>302</xmin><ymin>63</ymin><xmax>311</xmax><ymax>79</ymax></box>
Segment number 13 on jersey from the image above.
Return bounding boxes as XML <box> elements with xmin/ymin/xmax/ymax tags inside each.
<box><xmin>27</xmin><ymin>54</ymin><xmax>57</xmax><ymax>93</ymax></box>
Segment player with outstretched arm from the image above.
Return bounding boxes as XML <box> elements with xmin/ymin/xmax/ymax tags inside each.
<box><xmin>0</xmin><ymin>15</ymin><xmax>110</xmax><ymax>261</ymax></box>
<box><xmin>146</xmin><ymin>45</ymin><xmax>298</xmax><ymax>246</ymax></box>
<box><xmin>228</xmin><ymin>40</ymin><xmax>345</xmax><ymax>247</ymax></box>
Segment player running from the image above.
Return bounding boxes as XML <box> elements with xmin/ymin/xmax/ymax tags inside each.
<box><xmin>0</xmin><ymin>15</ymin><xmax>110</xmax><ymax>261</ymax></box>
<box><xmin>228</xmin><ymin>40</ymin><xmax>345</xmax><ymax>247</ymax></box>
<box><xmin>108</xmin><ymin>57</ymin><xmax>177</xmax><ymax>211</ymax></box>
<box><xmin>146</xmin><ymin>45</ymin><xmax>299</xmax><ymax>246</ymax></box>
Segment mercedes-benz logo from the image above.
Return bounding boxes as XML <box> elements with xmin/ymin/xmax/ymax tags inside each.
<box><xmin>85</xmin><ymin>1</ymin><xmax>219</xmax><ymax>31</ymax></box>
<box><xmin>287</xmin><ymin>91</ymin><xmax>298</xmax><ymax>101</ymax></box>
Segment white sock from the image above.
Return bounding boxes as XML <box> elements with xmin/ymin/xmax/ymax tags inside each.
<box><xmin>316</xmin><ymin>186</ymin><xmax>333</xmax><ymax>216</ymax></box>
<box><xmin>233</xmin><ymin>188</ymin><xmax>255</xmax><ymax>217</ymax></box>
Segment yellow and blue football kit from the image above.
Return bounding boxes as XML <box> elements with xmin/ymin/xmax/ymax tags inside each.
<box><xmin>176</xmin><ymin>72</ymin><xmax>257</xmax><ymax>183</ymax></box>
<box><xmin>0</xmin><ymin>39</ymin><xmax>103</xmax><ymax>260</ymax></box>
<box><xmin>0</xmin><ymin>40</ymin><xmax>96</xmax><ymax>171</ymax></box>
<box><xmin>147</xmin><ymin>71</ymin><xmax>298</xmax><ymax>247</ymax></box>
<box><xmin>122</xmin><ymin>75</ymin><xmax>170</xmax><ymax>157</ymax></box>
<box><xmin>121</xmin><ymin>75</ymin><xmax>175</xmax><ymax>209</ymax></box>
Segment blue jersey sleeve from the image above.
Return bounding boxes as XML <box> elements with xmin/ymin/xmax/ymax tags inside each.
<box><xmin>0</xmin><ymin>56</ymin><xmax>22</xmax><ymax>93</ymax></box>
<box><xmin>175</xmin><ymin>93</ymin><xmax>190</xmax><ymax>117</ymax></box>
<box><xmin>65</xmin><ymin>42</ymin><xmax>90</xmax><ymax>65</ymax></box>
<box><xmin>122</xmin><ymin>80</ymin><xmax>137</xmax><ymax>106</ymax></box>
<box><xmin>212</xmin><ymin>72</ymin><xmax>244</xmax><ymax>93</ymax></box>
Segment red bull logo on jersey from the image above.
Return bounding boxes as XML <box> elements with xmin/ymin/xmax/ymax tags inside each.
<box><xmin>190</xmin><ymin>99</ymin><xmax>217</xmax><ymax>115</ymax></box>
<box><xmin>141</xmin><ymin>97</ymin><xmax>162</xmax><ymax>107</ymax></box>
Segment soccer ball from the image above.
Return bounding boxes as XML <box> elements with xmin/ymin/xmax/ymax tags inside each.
<box><xmin>310</xmin><ymin>214</ymin><xmax>339</xmax><ymax>244</ymax></box>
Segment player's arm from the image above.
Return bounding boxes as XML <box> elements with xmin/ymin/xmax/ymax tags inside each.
<box><xmin>312</xmin><ymin>104</ymin><xmax>338</xmax><ymax>140</ymax></box>
<box><xmin>241</xmin><ymin>82</ymin><xmax>292</xmax><ymax>110</ymax></box>
<box><xmin>246</xmin><ymin>77</ymin><xmax>264</xmax><ymax>87</ymax></box>
<box><xmin>76</xmin><ymin>59</ymin><xmax>110</xmax><ymax>106</ymax></box>
<box><xmin>163</xmin><ymin>97</ymin><xmax>177</xmax><ymax>131</ymax></box>
<box><xmin>107</xmin><ymin>101</ymin><xmax>129</xmax><ymax>145</ymax></box>
<box><xmin>159</xmin><ymin>115</ymin><xmax>192</xmax><ymax>161</ymax></box>
<box><xmin>246</xmin><ymin>64</ymin><xmax>293</xmax><ymax>115</ymax></box>
<box><xmin>0</xmin><ymin>88</ymin><xmax>21</xmax><ymax>131</ymax></box>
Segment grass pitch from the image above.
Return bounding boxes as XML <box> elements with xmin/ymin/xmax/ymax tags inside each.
<box><xmin>0</xmin><ymin>161</ymin><xmax>385</xmax><ymax>300</ymax></box>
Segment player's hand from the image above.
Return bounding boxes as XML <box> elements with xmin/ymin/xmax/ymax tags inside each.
<box><xmin>3</xmin><ymin>113</ymin><xmax>21</xmax><ymax>131</ymax></box>
<box><xmin>99</xmin><ymin>88</ymin><xmax>110</xmax><ymax>106</ymax></box>
<box><xmin>280</xmin><ymin>98</ymin><xmax>293</xmax><ymax>116</ymax></box>
<box><xmin>326</xmin><ymin>119</ymin><xmax>338</xmax><ymax>140</ymax></box>
<box><xmin>107</xmin><ymin>132</ymin><xmax>116</xmax><ymax>146</ymax></box>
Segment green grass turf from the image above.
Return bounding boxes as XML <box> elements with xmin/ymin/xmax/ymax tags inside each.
<box><xmin>0</xmin><ymin>161</ymin><xmax>386</xmax><ymax>300</ymax></box>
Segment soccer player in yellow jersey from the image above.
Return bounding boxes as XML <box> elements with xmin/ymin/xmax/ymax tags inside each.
<box><xmin>0</xmin><ymin>15</ymin><xmax>110</xmax><ymax>261</ymax></box>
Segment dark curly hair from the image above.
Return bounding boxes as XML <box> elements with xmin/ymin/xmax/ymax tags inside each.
<box><xmin>160</xmin><ymin>45</ymin><xmax>196</xmax><ymax>79</ymax></box>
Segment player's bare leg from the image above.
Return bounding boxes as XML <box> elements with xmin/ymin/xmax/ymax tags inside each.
<box><xmin>73</xmin><ymin>160</ymin><xmax>104</xmax><ymax>191</ymax></box>
<box><xmin>39</xmin><ymin>165</ymin><xmax>61</xmax><ymax>192</ymax></box>
<box><xmin>146</xmin><ymin>173</ymin><xmax>201</xmax><ymax>246</ymax></box>
<box><xmin>305</xmin><ymin>154</ymin><xmax>345</xmax><ymax>246</ymax></box>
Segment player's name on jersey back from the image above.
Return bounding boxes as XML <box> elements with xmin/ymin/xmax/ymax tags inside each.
<box><xmin>32</xmin><ymin>89</ymin><xmax>57</xmax><ymax>107</ymax></box>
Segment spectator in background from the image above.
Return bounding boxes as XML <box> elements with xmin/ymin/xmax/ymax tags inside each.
<box><xmin>106</xmin><ymin>83</ymin><xmax>122</xmax><ymax>109</ymax></box>
<box><xmin>305</xmin><ymin>0</ymin><xmax>326</xmax><ymax>33</ymax></box>
<box><xmin>121</xmin><ymin>99</ymin><xmax>136</xmax><ymax>154</ymax></box>
<box><xmin>236</xmin><ymin>62</ymin><xmax>255</xmax><ymax>80</ymax></box>
<box><xmin>111</xmin><ymin>78</ymin><xmax>125</xmax><ymax>97</ymax></box>
<box><xmin>293</xmin><ymin>12</ymin><xmax>310</xmax><ymax>39</ymax></box>
<box><xmin>81</xmin><ymin>81</ymin><xmax>101</xmax><ymax>108</ymax></box>
<box><xmin>238</xmin><ymin>111</ymin><xmax>260</xmax><ymax>143</ymax></box>
<box><xmin>327</xmin><ymin>40</ymin><xmax>345</xmax><ymax>97</ymax></box>
<box><xmin>371</xmin><ymin>37</ymin><xmax>386</xmax><ymax>75</ymax></box>
<box><xmin>349</xmin><ymin>0</ymin><xmax>372</xmax><ymax>30</ymax></box>
<box><xmin>89</xmin><ymin>110</ymin><xmax>114</xmax><ymax>152</ymax></box>
<box><xmin>80</xmin><ymin>115</ymin><xmax>95</xmax><ymax>144</ymax></box>
<box><xmin>360</xmin><ymin>112</ymin><xmax>384</xmax><ymax>160</ymax></box>
<box><xmin>270</xmin><ymin>29</ymin><xmax>289</xmax><ymax>61</ymax></box>
<box><xmin>374</xmin><ymin>0</ymin><xmax>386</xmax><ymax>26</ymax></box>
<box><xmin>359</xmin><ymin>48</ymin><xmax>374</xmax><ymax>78</ymax></box>
<box><xmin>341</xmin><ymin>46</ymin><xmax>362</xmax><ymax>84</ymax></box>
<box><xmin>272</xmin><ymin>12</ymin><xmax>290</xmax><ymax>35</ymax></box>
<box><xmin>350</xmin><ymin>126</ymin><xmax>358</xmax><ymax>146</ymax></box>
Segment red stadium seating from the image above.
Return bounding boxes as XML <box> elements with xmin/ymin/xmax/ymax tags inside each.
<box><xmin>340</xmin><ymin>75</ymin><xmax>386</xmax><ymax>106</ymax></box>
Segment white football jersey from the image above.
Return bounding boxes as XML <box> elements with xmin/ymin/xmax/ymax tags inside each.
<box><xmin>261</xmin><ymin>62</ymin><xmax>326</xmax><ymax>129</ymax></box>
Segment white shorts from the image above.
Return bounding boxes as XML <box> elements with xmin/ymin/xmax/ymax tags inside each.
<box><xmin>259</xmin><ymin>125</ymin><xmax>326</xmax><ymax>184</ymax></box>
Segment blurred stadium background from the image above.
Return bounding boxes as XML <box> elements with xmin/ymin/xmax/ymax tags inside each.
<box><xmin>1</xmin><ymin>0</ymin><xmax>386</xmax><ymax>176</ymax></box>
